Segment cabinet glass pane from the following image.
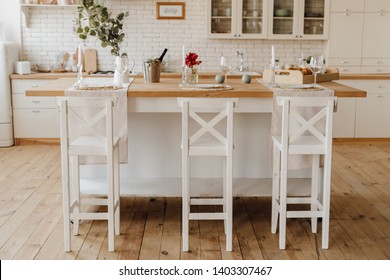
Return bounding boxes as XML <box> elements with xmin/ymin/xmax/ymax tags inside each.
<box><xmin>272</xmin><ymin>0</ymin><xmax>294</xmax><ymax>35</ymax></box>
<box><xmin>210</xmin><ymin>0</ymin><xmax>233</xmax><ymax>35</ymax></box>
<box><xmin>303</xmin><ymin>0</ymin><xmax>325</xmax><ymax>35</ymax></box>
<box><xmin>242</xmin><ymin>0</ymin><xmax>264</xmax><ymax>34</ymax></box>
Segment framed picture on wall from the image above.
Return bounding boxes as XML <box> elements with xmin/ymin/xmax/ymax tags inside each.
<box><xmin>156</xmin><ymin>2</ymin><xmax>185</xmax><ymax>20</ymax></box>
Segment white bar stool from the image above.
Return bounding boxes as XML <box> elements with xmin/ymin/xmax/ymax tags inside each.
<box><xmin>178</xmin><ymin>98</ymin><xmax>238</xmax><ymax>252</ymax></box>
<box><xmin>271</xmin><ymin>96</ymin><xmax>337</xmax><ymax>249</ymax></box>
<box><xmin>57</xmin><ymin>97</ymin><xmax>121</xmax><ymax>252</ymax></box>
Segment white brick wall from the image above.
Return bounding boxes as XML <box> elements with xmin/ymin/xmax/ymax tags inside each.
<box><xmin>21</xmin><ymin>0</ymin><xmax>326</xmax><ymax>72</ymax></box>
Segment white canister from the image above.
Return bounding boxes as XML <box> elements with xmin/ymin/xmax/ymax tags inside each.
<box><xmin>15</xmin><ymin>61</ymin><xmax>31</xmax><ymax>75</ymax></box>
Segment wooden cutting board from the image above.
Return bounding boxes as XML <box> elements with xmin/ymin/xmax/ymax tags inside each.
<box><xmin>84</xmin><ymin>48</ymin><xmax>97</xmax><ymax>74</ymax></box>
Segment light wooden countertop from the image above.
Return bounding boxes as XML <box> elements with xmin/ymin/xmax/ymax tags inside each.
<box><xmin>25</xmin><ymin>77</ymin><xmax>366</xmax><ymax>98</ymax></box>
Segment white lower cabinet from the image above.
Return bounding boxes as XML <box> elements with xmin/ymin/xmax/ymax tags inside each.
<box><xmin>332</xmin><ymin>97</ymin><xmax>356</xmax><ymax>138</ymax></box>
<box><xmin>11</xmin><ymin>79</ymin><xmax>59</xmax><ymax>138</ymax></box>
<box><xmin>337</xmin><ymin>79</ymin><xmax>390</xmax><ymax>138</ymax></box>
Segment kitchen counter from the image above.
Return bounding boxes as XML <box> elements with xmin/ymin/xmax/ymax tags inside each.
<box><xmin>25</xmin><ymin>76</ymin><xmax>366</xmax><ymax>98</ymax></box>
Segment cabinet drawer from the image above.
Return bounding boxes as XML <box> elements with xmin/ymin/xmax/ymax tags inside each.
<box><xmin>12</xmin><ymin>94</ymin><xmax>56</xmax><ymax>109</ymax></box>
<box><xmin>330</xmin><ymin>0</ymin><xmax>364</xmax><ymax>12</ymax></box>
<box><xmin>364</xmin><ymin>0</ymin><xmax>390</xmax><ymax>13</ymax></box>
<box><xmin>328</xmin><ymin>58</ymin><xmax>361</xmax><ymax>66</ymax></box>
<box><xmin>11</xmin><ymin>79</ymin><xmax>50</xmax><ymax>94</ymax></box>
<box><xmin>338</xmin><ymin>80</ymin><xmax>390</xmax><ymax>95</ymax></box>
<box><xmin>362</xmin><ymin>58</ymin><xmax>390</xmax><ymax>66</ymax></box>
<box><xmin>336</xmin><ymin>67</ymin><xmax>361</xmax><ymax>74</ymax></box>
<box><xmin>13</xmin><ymin>108</ymin><xmax>59</xmax><ymax>138</ymax></box>
<box><xmin>360</xmin><ymin>66</ymin><xmax>390</xmax><ymax>74</ymax></box>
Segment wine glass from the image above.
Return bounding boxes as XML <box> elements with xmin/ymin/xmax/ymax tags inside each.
<box><xmin>220</xmin><ymin>55</ymin><xmax>231</xmax><ymax>85</ymax></box>
<box><xmin>308</xmin><ymin>55</ymin><xmax>324</xmax><ymax>87</ymax></box>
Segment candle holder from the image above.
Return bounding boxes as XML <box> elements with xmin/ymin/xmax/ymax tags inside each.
<box><xmin>268</xmin><ymin>63</ymin><xmax>278</xmax><ymax>88</ymax></box>
<box><xmin>74</xmin><ymin>64</ymin><xmax>86</xmax><ymax>89</ymax></box>
<box><xmin>180</xmin><ymin>66</ymin><xmax>189</xmax><ymax>86</ymax></box>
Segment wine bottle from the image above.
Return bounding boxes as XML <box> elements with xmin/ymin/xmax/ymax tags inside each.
<box><xmin>158</xmin><ymin>48</ymin><xmax>168</xmax><ymax>62</ymax></box>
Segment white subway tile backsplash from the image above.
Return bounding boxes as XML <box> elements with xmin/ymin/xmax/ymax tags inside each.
<box><xmin>21</xmin><ymin>0</ymin><xmax>325</xmax><ymax>72</ymax></box>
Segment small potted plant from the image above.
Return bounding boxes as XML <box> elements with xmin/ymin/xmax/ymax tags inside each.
<box><xmin>76</xmin><ymin>0</ymin><xmax>129</xmax><ymax>84</ymax></box>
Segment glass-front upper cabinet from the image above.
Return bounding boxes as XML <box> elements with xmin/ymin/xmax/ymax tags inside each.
<box><xmin>207</xmin><ymin>0</ymin><xmax>268</xmax><ymax>39</ymax></box>
<box><xmin>269</xmin><ymin>0</ymin><xmax>329</xmax><ymax>39</ymax></box>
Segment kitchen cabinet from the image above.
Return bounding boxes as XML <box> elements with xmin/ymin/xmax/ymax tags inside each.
<box><xmin>11</xmin><ymin>79</ymin><xmax>59</xmax><ymax>138</ymax></box>
<box><xmin>362</xmin><ymin>13</ymin><xmax>390</xmax><ymax>58</ymax></box>
<box><xmin>327</xmin><ymin>0</ymin><xmax>390</xmax><ymax>74</ymax></box>
<box><xmin>206</xmin><ymin>0</ymin><xmax>268</xmax><ymax>39</ymax></box>
<box><xmin>268</xmin><ymin>0</ymin><xmax>330</xmax><ymax>39</ymax></box>
<box><xmin>336</xmin><ymin>79</ymin><xmax>390</xmax><ymax>138</ymax></box>
<box><xmin>332</xmin><ymin>97</ymin><xmax>356</xmax><ymax>138</ymax></box>
<box><xmin>329</xmin><ymin>0</ymin><xmax>364</xmax><ymax>12</ymax></box>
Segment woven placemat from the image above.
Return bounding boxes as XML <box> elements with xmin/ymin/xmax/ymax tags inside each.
<box><xmin>180</xmin><ymin>84</ymin><xmax>233</xmax><ymax>91</ymax></box>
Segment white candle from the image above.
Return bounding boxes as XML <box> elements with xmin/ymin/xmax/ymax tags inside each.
<box><xmin>77</xmin><ymin>43</ymin><xmax>82</xmax><ymax>67</ymax></box>
<box><xmin>182</xmin><ymin>45</ymin><xmax>185</xmax><ymax>67</ymax></box>
<box><xmin>271</xmin><ymin>45</ymin><xmax>275</xmax><ymax>66</ymax></box>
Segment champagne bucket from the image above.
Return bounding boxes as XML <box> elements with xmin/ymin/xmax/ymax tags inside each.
<box><xmin>143</xmin><ymin>61</ymin><xmax>161</xmax><ymax>83</ymax></box>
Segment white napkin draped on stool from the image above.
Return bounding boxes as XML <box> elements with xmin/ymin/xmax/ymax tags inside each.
<box><xmin>64</xmin><ymin>77</ymin><xmax>132</xmax><ymax>164</ymax></box>
<box><xmin>270</xmin><ymin>86</ymin><xmax>334</xmax><ymax>170</ymax></box>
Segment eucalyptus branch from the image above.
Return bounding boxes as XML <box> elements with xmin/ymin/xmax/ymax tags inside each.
<box><xmin>76</xmin><ymin>0</ymin><xmax>129</xmax><ymax>57</ymax></box>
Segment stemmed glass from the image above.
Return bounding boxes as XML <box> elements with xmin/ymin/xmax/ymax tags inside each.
<box><xmin>308</xmin><ymin>55</ymin><xmax>324</xmax><ymax>87</ymax></box>
<box><xmin>220</xmin><ymin>55</ymin><xmax>231</xmax><ymax>85</ymax></box>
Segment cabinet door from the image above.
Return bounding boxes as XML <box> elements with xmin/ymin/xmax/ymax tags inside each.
<box><xmin>330</xmin><ymin>0</ymin><xmax>364</xmax><ymax>12</ymax></box>
<box><xmin>207</xmin><ymin>0</ymin><xmax>235</xmax><ymax>38</ymax></box>
<box><xmin>356</xmin><ymin>95</ymin><xmax>390</xmax><ymax>137</ymax></box>
<box><xmin>238</xmin><ymin>0</ymin><xmax>267</xmax><ymax>38</ymax></box>
<box><xmin>328</xmin><ymin>12</ymin><xmax>364</xmax><ymax>58</ymax></box>
<box><xmin>332</xmin><ymin>97</ymin><xmax>356</xmax><ymax>138</ymax></box>
<box><xmin>362</xmin><ymin>13</ymin><xmax>390</xmax><ymax>58</ymax></box>
<box><xmin>207</xmin><ymin>0</ymin><xmax>236</xmax><ymax>38</ymax></box>
<box><xmin>364</xmin><ymin>0</ymin><xmax>390</xmax><ymax>12</ymax></box>
<box><xmin>300</xmin><ymin>0</ymin><xmax>329</xmax><ymax>39</ymax></box>
<box><xmin>268</xmin><ymin>0</ymin><xmax>298</xmax><ymax>39</ymax></box>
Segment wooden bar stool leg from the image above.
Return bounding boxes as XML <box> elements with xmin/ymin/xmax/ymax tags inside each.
<box><xmin>182</xmin><ymin>154</ymin><xmax>190</xmax><ymax>252</ymax></box>
<box><xmin>71</xmin><ymin>156</ymin><xmax>80</xmax><ymax>236</ymax></box>
<box><xmin>311</xmin><ymin>154</ymin><xmax>320</xmax><ymax>233</ymax></box>
<box><xmin>226</xmin><ymin>154</ymin><xmax>233</xmax><ymax>251</ymax></box>
<box><xmin>107</xmin><ymin>152</ymin><xmax>115</xmax><ymax>252</ymax></box>
<box><xmin>279</xmin><ymin>152</ymin><xmax>288</xmax><ymax>250</ymax></box>
<box><xmin>271</xmin><ymin>145</ymin><xmax>280</xmax><ymax>234</ymax></box>
<box><xmin>322</xmin><ymin>155</ymin><xmax>332</xmax><ymax>249</ymax></box>
<box><xmin>114</xmin><ymin>146</ymin><xmax>120</xmax><ymax>235</ymax></box>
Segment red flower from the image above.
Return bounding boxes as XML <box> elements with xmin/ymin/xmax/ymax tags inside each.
<box><xmin>185</xmin><ymin>52</ymin><xmax>202</xmax><ymax>68</ymax></box>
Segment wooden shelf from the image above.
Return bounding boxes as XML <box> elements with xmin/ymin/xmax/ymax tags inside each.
<box><xmin>20</xmin><ymin>3</ymin><xmax>78</xmax><ymax>27</ymax></box>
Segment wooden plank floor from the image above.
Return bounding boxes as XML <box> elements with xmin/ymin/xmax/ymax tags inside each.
<box><xmin>0</xmin><ymin>142</ymin><xmax>389</xmax><ymax>260</ymax></box>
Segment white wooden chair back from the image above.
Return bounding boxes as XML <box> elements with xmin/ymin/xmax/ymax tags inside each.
<box><xmin>57</xmin><ymin>97</ymin><xmax>118</xmax><ymax>154</ymax></box>
<box><xmin>178</xmin><ymin>98</ymin><xmax>238</xmax><ymax>151</ymax></box>
<box><xmin>277</xmin><ymin>96</ymin><xmax>337</xmax><ymax>150</ymax></box>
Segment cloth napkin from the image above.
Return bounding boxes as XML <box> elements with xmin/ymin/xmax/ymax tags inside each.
<box><xmin>64</xmin><ymin>77</ymin><xmax>132</xmax><ymax>164</ymax></box>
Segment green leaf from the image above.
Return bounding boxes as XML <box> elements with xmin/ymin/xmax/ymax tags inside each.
<box><xmin>77</xmin><ymin>27</ymin><xmax>83</xmax><ymax>33</ymax></box>
<box><xmin>79</xmin><ymin>34</ymin><xmax>87</xmax><ymax>40</ymax></box>
<box><xmin>101</xmin><ymin>42</ymin><xmax>108</xmax><ymax>48</ymax></box>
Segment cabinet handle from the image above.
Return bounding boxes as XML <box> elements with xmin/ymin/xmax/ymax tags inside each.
<box><xmin>32</xmin><ymin>100</ymin><xmax>40</xmax><ymax>103</ymax></box>
<box><xmin>374</xmin><ymin>69</ymin><xmax>382</xmax><ymax>72</ymax></box>
<box><xmin>340</xmin><ymin>61</ymin><xmax>346</xmax><ymax>64</ymax></box>
<box><xmin>343</xmin><ymin>13</ymin><xmax>350</xmax><ymax>16</ymax></box>
<box><xmin>343</xmin><ymin>9</ymin><xmax>351</xmax><ymax>12</ymax></box>
<box><xmin>378</xmin><ymin>13</ymin><xmax>385</xmax><ymax>16</ymax></box>
<box><xmin>375</xmin><ymin>61</ymin><xmax>381</xmax><ymax>64</ymax></box>
<box><xmin>376</xmin><ymin>85</ymin><xmax>384</xmax><ymax>88</ymax></box>
<box><xmin>375</xmin><ymin>95</ymin><xmax>384</xmax><ymax>98</ymax></box>
<box><xmin>32</xmin><ymin>110</ymin><xmax>41</xmax><ymax>113</ymax></box>
<box><xmin>31</xmin><ymin>85</ymin><xmax>38</xmax><ymax>88</ymax></box>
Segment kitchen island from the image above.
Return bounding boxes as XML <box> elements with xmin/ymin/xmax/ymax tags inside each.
<box><xmin>24</xmin><ymin>76</ymin><xmax>366</xmax><ymax>197</ymax></box>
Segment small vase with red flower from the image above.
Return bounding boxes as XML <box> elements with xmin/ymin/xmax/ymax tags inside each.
<box><xmin>184</xmin><ymin>52</ymin><xmax>202</xmax><ymax>84</ymax></box>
